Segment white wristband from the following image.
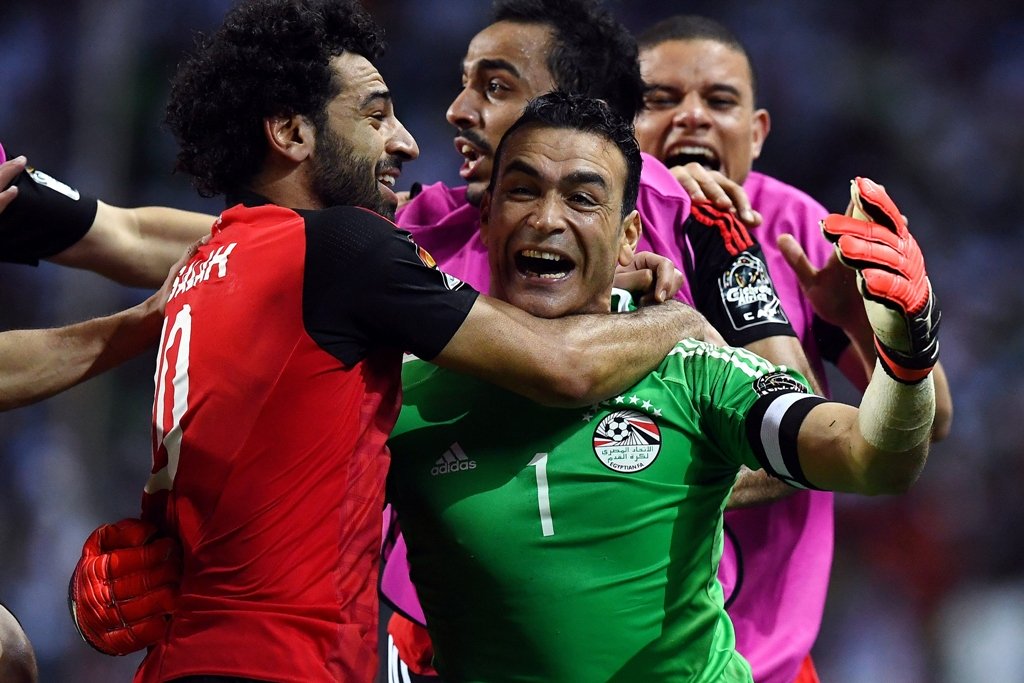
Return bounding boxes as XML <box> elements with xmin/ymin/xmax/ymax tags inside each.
<box><xmin>858</xmin><ymin>360</ymin><xmax>935</xmax><ymax>452</ymax></box>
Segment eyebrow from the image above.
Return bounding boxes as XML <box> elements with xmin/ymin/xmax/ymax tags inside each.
<box><xmin>469</xmin><ymin>58</ymin><xmax>521</xmax><ymax>78</ymax></box>
<box><xmin>503</xmin><ymin>160</ymin><xmax>608</xmax><ymax>190</ymax></box>
<box><xmin>643</xmin><ymin>82</ymin><xmax>742</xmax><ymax>98</ymax></box>
<box><xmin>359</xmin><ymin>90</ymin><xmax>391</xmax><ymax>110</ymax></box>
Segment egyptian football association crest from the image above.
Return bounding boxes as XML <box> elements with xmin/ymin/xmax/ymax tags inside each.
<box><xmin>593</xmin><ymin>409</ymin><xmax>661</xmax><ymax>473</ymax></box>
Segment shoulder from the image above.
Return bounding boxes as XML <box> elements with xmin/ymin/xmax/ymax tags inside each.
<box><xmin>636</xmin><ymin>153</ymin><xmax>692</xmax><ymax>224</ymax></box>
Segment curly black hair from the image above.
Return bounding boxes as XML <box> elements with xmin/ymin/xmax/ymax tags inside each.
<box><xmin>488</xmin><ymin>91</ymin><xmax>642</xmax><ymax>219</ymax></box>
<box><xmin>492</xmin><ymin>0</ymin><xmax>644</xmax><ymax>123</ymax></box>
<box><xmin>165</xmin><ymin>0</ymin><xmax>386</xmax><ymax>198</ymax></box>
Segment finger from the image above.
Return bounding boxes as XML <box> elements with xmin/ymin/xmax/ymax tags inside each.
<box><xmin>115</xmin><ymin>585</ymin><xmax>179</xmax><ymax>625</ymax></box>
<box><xmin>775</xmin><ymin>234</ymin><xmax>819</xmax><ymax>291</ymax></box>
<box><xmin>109</xmin><ymin>563</ymin><xmax>183</xmax><ymax>601</ymax></box>
<box><xmin>835</xmin><ymin>233</ymin><xmax>921</xmax><ymax>278</ymax></box>
<box><xmin>854</xmin><ymin>177</ymin><xmax>903</xmax><ymax>231</ymax></box>
<box><xmin>657</xmin><ymin>265</ymin><xmax>684</xmax><ymax>302</ymax></box>
<box><xmin>0</xmin><ymin>155</ymin><xmax>27</xmax><ymax>188</ymax></box>
<box><xmin>614</xmin><ymin>270</ymin><xmax>653</xmax><ymax>295</ymax></box>
<box><xmin>822</xmin><ymin>215</ymin><xmax>903</xmax><ymax>248</ymax></box>
<box><xmin>126</xmin><ymin>613</ymin><xmax>173</xmax><ymax>647</ymax></box>
<box><xmin>669</xmin><ymin>165</ymin><xmax>707</xmax><ymax>203</ymax></box>
<box><xmin>94</xmin><ymin>519</ymin><xmax>160</xmax><ymax>552</ymax></box>
<box><xmin>0</xmin><ymin>185</ymin><xmax>18</xmax><ymax>213</ymax></box>
<box><xmin>106</xmin><ymin>537</ymin><xmax>182</xmax><ymax>576</ymax></box>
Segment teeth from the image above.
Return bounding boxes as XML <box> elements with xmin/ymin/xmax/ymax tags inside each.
<box><xmin>520</xmin><ymin>249</ymin><xmax>562</xmax><ymax>261</ymax></box>
<box><xmin>675</xmin><ymin>145</ymin><xmax>715</xmax><ymax>160</ymax></box>
<box><xmin>461</xmin><ymin>144</ymin><xmax>473</xmax><ymax>155</ymax></box>
<box><xmin>378</xmin><ymin>175</ymin><xmax>395</xmax><ymax>187</ymax></box>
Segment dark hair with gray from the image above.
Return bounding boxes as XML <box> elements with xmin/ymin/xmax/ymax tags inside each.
<box><xmin>492</xmin><ymin>0</ymin><xmax>644</xmax><ymax>122</ymax></box>
<box><xmin>487</xmin><ymin>91</ymin><xmax>642</xmax><ymax>218</ymax></box>
<box><xmin>637</xmin><ymin>14</ymin><xmax>759</xmax><ymax>102</ymax></box>
<box><xmin>165</xmin><ymin>0</ymin><xmax>386</xmax><ymax>197</ymax></box>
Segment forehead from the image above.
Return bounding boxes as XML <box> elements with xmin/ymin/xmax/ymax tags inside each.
<box><xmin>329</xmin><ymin>52</ymin><xmax>388</xmax><ymax>106</ymax></box>
<box><xmin>640</xmin><ymin>38</ymin><xmax>753</xmax><ymax>92</ymax></box>
<box><xmin>500</xmin><ymin>125</ymin><xmax>627</xmax><ymax>189</ymax></box>
<box><xmin>465</xmin><ymin>21</ymin><xmax>555</xmax><ymax>84</ymax></box>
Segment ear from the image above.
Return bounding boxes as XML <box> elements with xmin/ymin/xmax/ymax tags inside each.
<box><xmin>750</xmin><ymin>108</ymin><xmax>771</xmax><ymax>162</ymax></box>
<box><xmin>617</xmin><ymin>209</ymin><xmax>642</xmax><ymax>267</ymax></box>
<box><xmin>478</xmin><ymin>190</ymin><xmax>493</xmax><ymax>245</ymax></box>
<box><xmin>263</xmin><ymin>115</ymin><xmax>315</xmax><ymax>163</ymax></box>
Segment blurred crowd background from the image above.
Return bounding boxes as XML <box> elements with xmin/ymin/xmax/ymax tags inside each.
<box><xmin>1</xmin><ymin>0</ymin><xmax>1022</xmax><ymax>680</ymax></box>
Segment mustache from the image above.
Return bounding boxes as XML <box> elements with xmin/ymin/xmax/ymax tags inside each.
<box><xmin>375</xmin><ymin>155</ymin><xmax>404</xmax><ymax>176</ymax></box>
<box><xmin>455</xmin><ymin>128</ymin><xmax>493</xmax><ymax>156</ymax></box>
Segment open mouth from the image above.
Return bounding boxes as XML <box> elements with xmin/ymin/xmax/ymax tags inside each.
<box><xmin>454</xmin><ymin>135</ymin><xmax>491</xmax><ymax>180</ymax></box>
<box><xmin>515</xmin><ymin>249</ymin><xmax>575</xmax><ymax>280</ymax></box>
<box><xmin>664</xmin><ymin>145</ymin><xmax>720</xmax><ymax>172</ymax></box>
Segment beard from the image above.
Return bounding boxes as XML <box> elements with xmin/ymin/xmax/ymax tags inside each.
<box><xmin>310</xmin><ymin>125</ymin><xmax>396</xmax><ymax>220</ymax></box>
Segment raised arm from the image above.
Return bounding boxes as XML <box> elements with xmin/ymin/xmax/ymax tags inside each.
<box><xmin>434</xmin><ymin>297</ymin><xmax>711</xmax><ymax>408</ymax></box>
<box><xmin>0</xmin><ymin>155</ymin><xmax>212</xmax><ymax>287</ymax></box>
<box><xmin>791</xmin><ymin>177</ymin><xmax>941</xmax><ymax>493</ymax></box>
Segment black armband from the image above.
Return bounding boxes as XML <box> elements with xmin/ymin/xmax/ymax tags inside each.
<box><xmin>0</xmin><ymin>165</ymin><xmax>98</xmax><ymax>265</ymax></box>
<box><xmin>684</xmin><ymin>204</ymin><xmax>797</xmax><ymax>347</ymax></box>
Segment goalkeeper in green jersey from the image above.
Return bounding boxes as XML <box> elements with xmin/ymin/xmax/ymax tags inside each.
<box><xmin>385</xmin><ymin>92</ymin><xmax>940</xmax><ymax>682</ymax></box>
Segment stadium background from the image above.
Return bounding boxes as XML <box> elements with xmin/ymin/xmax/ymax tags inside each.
<box><xmin>1</xmin><ymin>1</ymin><xmax>1022</xmax><ymax>680</ymax></box>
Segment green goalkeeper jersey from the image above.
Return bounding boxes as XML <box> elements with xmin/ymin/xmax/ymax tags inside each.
<box><xmin>387</xmin><ymin>338</ymin><xmax>823</xmax><ymax>682</ymax></box>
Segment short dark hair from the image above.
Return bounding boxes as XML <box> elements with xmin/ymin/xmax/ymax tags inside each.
<box><xmin>488</xmin><ymin>91</ymin><xmax>642</xmax><ymax>219</ymax></box>
<box><xmin>165</xmin><ymin>0</ymin><xmax>386</xmax><ymax>198</ymax></box>
<box><xmin>637</xmin><ymin>15</ymin><xmax>759</xmax><ymax>102</ymax></box>
<box><xmin>492</xmin><ymin>0</ymin><xmax>644</xmax><ymax>122</ymax></box>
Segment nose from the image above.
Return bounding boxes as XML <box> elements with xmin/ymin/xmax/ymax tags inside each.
<box><xmin>529</xmin><ymin>193</ymin><xmax>565</xmax><ymax>234</ymax></box>
<box><xmin>446</xmin><ymin>86</ymin><xmax>480</xmax><ymax>130</ymax></box>
<box><xmin>672</xmin><ymin>92</ymin><xmax>711</xmax><ymax>130</ymax></box>
<box><xmin>389</xmin><ymin>117</ymin><xmax>420</xmax><ymax>161</ymax></box>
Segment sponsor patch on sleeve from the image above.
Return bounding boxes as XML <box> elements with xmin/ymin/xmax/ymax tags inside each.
<box><xmin>718</xmin><ymin>252</ymin><xmax>790</xmax><ymax>331</ymax></box>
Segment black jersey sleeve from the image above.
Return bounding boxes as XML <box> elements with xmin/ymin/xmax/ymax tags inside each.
<box><xmin>301</xmin><ymin>205</ymin><xmax>479</xmax><ymax>367</ymax></box>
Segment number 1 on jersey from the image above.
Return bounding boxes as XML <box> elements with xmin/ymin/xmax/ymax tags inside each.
<box><xmin>528</xmin><ymin>452</ymin><xmax>554</xmax><ymax>537</ymax></box>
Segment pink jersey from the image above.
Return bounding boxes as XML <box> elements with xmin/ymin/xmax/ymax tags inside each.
<box><xmin>392</xmin><ymin>163</ymin><xmax>838</xmax><ymax>683</ymax></box>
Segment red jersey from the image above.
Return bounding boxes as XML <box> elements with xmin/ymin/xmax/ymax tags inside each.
<box><xmin>138</xmin><ymin>197</ymin><xmax>477</xmax><ymax>683</ymax></box>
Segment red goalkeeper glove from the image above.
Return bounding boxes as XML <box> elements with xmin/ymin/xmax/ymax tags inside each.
<box><xmin>68</xmin><ymin>518</ymin><xmax>182</xmax><ymax>655</ymax></box>
<box><xmin>820</xmin><ymin>177</ymin><xmax>940</xmax><ymax>383</ymax></box>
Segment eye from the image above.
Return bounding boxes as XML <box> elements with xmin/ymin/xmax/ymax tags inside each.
<box><xmin>486</xmin><ymin>78</ymin><xmax>511</xmax><ymax>98</ymax></box>
<box><xmin>643</xmin><ymin>91</ymin><xmax>677</xmax><ymax>110</ymax></box>
<box><xmin>568</xmin><ymin>192</ymin><xmax>597</xmax><ymax>207</ymax></box>
<box><xmin>707</xmin><ymin>95</ymin><xmax>739</xmax><ymax>110</ymax></box>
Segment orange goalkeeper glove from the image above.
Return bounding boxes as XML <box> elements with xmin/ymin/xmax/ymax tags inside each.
<box><xmin>821</xmin><ymin>177</ymin><xmax>940</xmax><ymax>383</ymax></box>
<box><xmin>68</xmin><ymin>518</ymin><xmax>181</xmax><ymax>655</ymax></box>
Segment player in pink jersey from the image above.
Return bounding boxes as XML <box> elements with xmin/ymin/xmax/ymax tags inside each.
<box><xmin>633</xmin><ymin>15</ymin><xmax>952</xmax><ymax>683</ymax></box>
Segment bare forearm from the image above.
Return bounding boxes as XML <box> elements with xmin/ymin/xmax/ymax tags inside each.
<box><xmin>51</xmin><ymin>203</ymin><xmax>213</xmax><ymax>288</ymax></box>
<box><xmin>0</xmin><ymin>298</ymin><xmax>163</xmax><ymax>411</ymax></box>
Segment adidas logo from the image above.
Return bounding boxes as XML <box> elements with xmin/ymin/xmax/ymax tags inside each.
<box><xmin>431</xmin><ymin>442</ymin><xmax>477</xmax><ymax>476</ymax></box>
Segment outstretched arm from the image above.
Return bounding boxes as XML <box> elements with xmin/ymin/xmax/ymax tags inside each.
<box><xmin>0</xmin><ymin>242</ymin><xmax>195</xmax><ymax>411</ymax></box>
<box><xmin>0</xmin><ymin>155</ymin><xmax>212</xmax><ymax>287</ymax></box>
<box><xmin>793</xmin><ymin>177</ymin><xmax>941</xmax><ymax>493</ymax></box>
<box><xmin>50</xmin><ymin>201</ymin><xmax>213</xmax><ymax>288</ymax></box>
